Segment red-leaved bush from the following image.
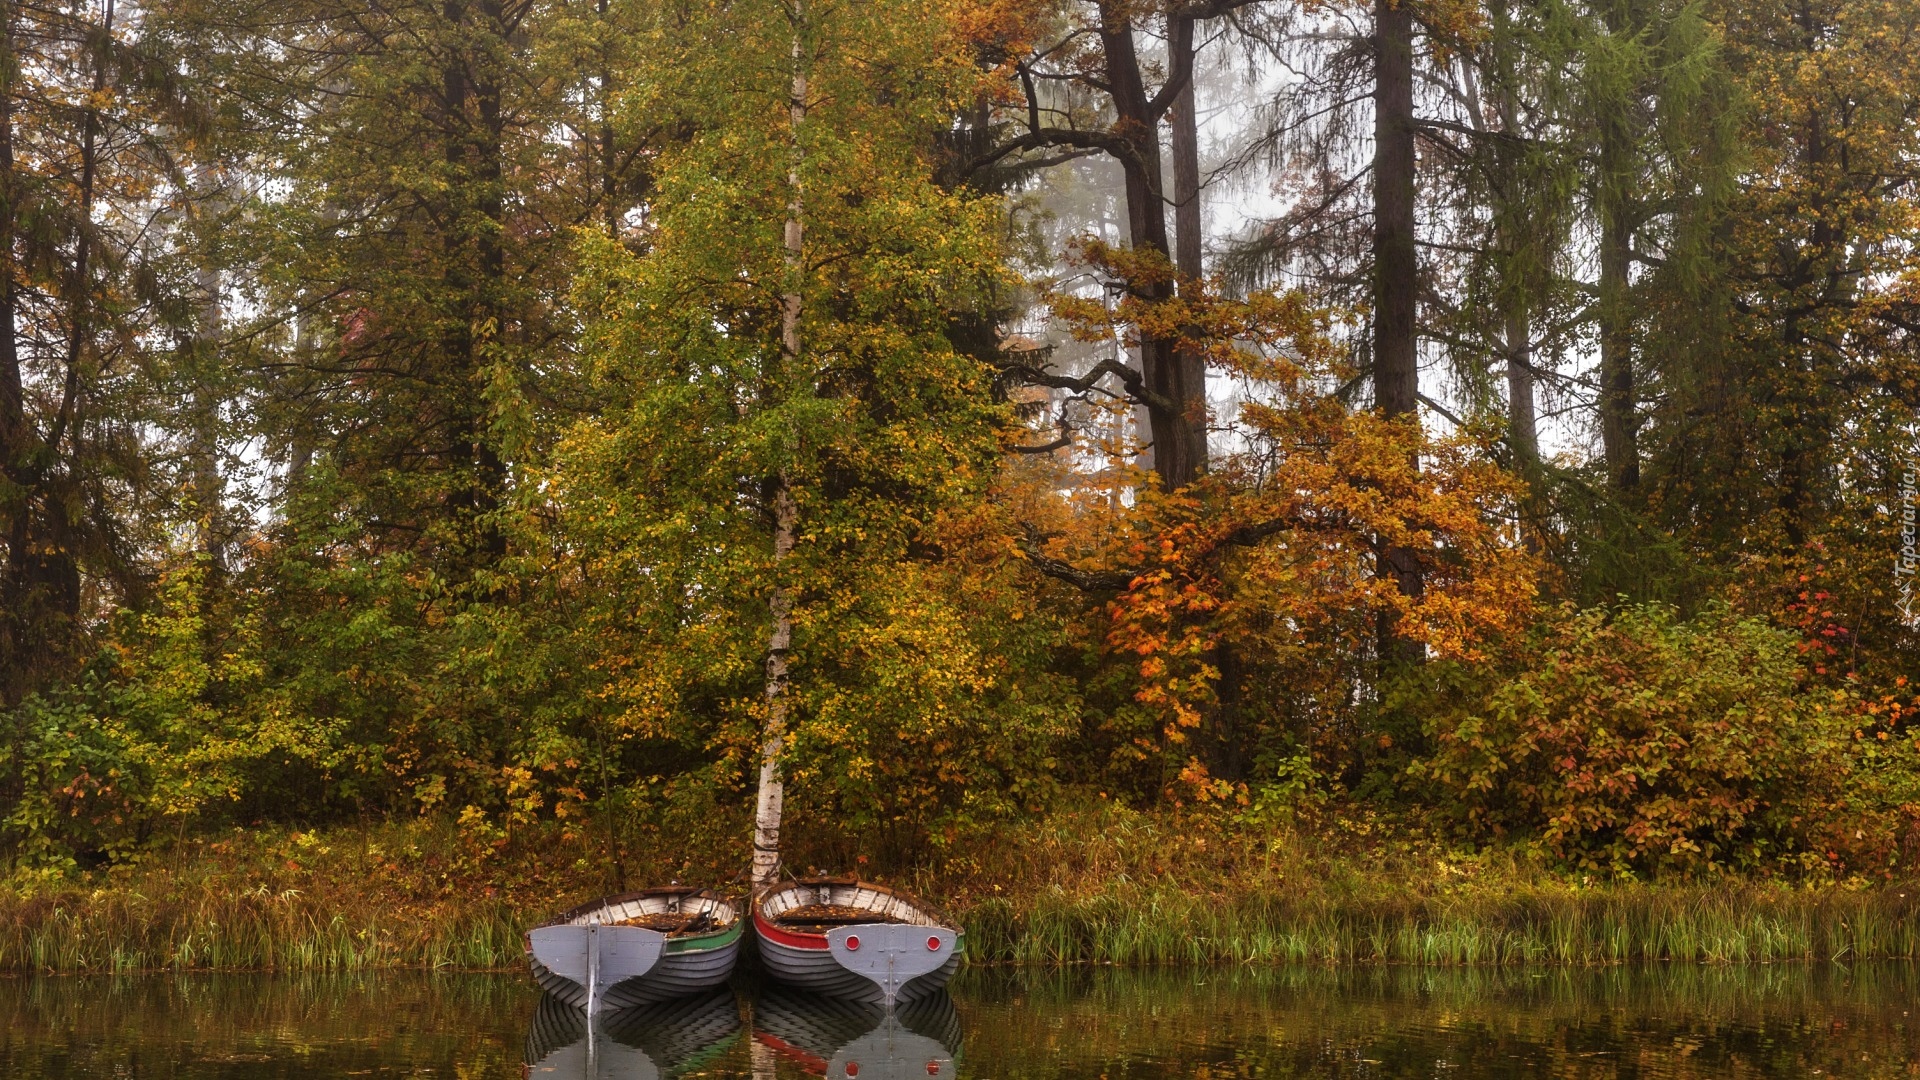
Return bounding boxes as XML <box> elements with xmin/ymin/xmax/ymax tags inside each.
<box><xmin>1410</xmin><ymin>602</ymin><xmax>1917</xmax><ymax>875</ymax></box>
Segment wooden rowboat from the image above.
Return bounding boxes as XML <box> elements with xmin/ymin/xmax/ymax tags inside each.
<box><xmin>752</xmin><ymin>878</ymin><xmax>964</xmax><ymax>1008</ymax></box>
<box><xmin>526</xmin><ymin>887</ymin><xmax>743</xmax><ymax>1013</ymax></box>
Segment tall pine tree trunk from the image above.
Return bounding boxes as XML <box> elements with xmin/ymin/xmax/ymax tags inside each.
<box><xmin>1596</xmin><ymin>1</ymin><xmax>1639</xmax><ymax>493</ymax></box>
<box><xmin>1097</xmin><ymin>1</ymin><xmax>1205</xmax><ymax>491</ymax></box>
<box><xmin>1505</xmin><ymin>306</ymin><xmax>1538</xmax><ymax>463</ymax></box>
<box><xmin>1490</xmin><ymin>0</ymin><xmax>1538</xmax><ymax>467</ymax></box>
<box><xmin>440</xmin><ymin>0</ymin><xmax>509</xmax><ymax>571</ymax></box>
<box><xmin>1597</xmin><ymin>187</ymin><xmax>1636</xmax><ymax>491</ymax></box>
<box><xmin>1373</xmin><ymin>0</ymin><xmax>1423</xmax><ymax>657</ymax></box>
<box><xmin>750</xmin><ymin>1</ymin><xmax>806</xmax><ymax>891</ymax></box>
<box><xmin>7</xmin><ymin>0</ymin><xmax>108</xmax><ymax>700</ymax></box>
<box><xmin>1373</xmin><ymin>0</ymin><xmax>1418</xmax><ymax>424</ymax></box>
<box><xmin>1168</xmin><ymin>16</ymin><xmax>1208</xmax><ymax>484</ymax></box>
<box><xmin>0</xmin><ymin>0</ymin><xmax>26</xmax><ymax>707</ymax></box>
<box><xmin>1169</xmin><ymin>31</ymin><xmax>1202</xmax><ymax>285</ymax></box>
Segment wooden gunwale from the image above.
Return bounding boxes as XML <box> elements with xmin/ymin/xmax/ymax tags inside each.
<box><xmin>525</xmin><ymin>885</ymin><xmax>745</xmax><ymax>1005</ymax></box>
<box><xmin>754</xmin><ymin>909</ymin><xmax>830</xmax><ymax>950</ymax></box>
<box><xmin>666</xmin><ymin>917</ymin><xmax>743</xmax><ymax>953</ymax></box>
<box><xmin>551</xmin><ymin>885</ymin><xmax>733</xmax><ymax>925</ymax></box>
<box><xmin>753</xmin><ymin>877</ymin><xmax>965</xmax><ymax>953</ymax></box>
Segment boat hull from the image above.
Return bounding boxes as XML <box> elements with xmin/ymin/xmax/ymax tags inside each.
<box><xmin>530</xmin><ymin>929</ymin><xmax>742</xmax><ymax>1010</ymax></box>
<box><xmin>755</xmin><ymin>928</ymin><xmax>960</xmax><ymax>1005</ymax></box>
<box><xmin>527</xmin><ymin>888</ymin><xmax>743</xmax><ymax>1010</ymax></box>
<box><xmin>752</xmin><ymin>880</ymin><xmax>963</xmax><ymax>1006</ymax></box>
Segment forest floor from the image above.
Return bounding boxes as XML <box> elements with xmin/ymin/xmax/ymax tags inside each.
<box><xmin>0</xmin><ymin>804</ymin><xmax>1915</xmax><ymax>971</ymax></box>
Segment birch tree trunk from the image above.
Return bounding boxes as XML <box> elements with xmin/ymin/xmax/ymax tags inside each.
<box><xmin>750</xmin><ymin>1</ymin><xmax>806</xmax><ymax>892</ymax></box>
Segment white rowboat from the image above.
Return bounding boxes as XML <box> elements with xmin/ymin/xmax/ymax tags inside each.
<box><xmin>752</xmin><ymin>878</ymin><xmax>963</xmax><ymax>1008</ymax></box>
<box><xmin>526</xmin><ymin>887</ymin><xmax>743</xmax><ymax>1013</ymax></box>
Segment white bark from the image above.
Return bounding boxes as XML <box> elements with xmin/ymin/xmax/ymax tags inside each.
<box><xmin>750</xmin><ymin>1</ymin><xmax>807</xmax><ymax>892</ymax></box>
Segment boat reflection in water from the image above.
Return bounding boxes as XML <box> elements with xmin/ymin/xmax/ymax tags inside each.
<box><xmin>523</xmin><ymin>988</ymin><xmax>742</xmax><ymax>1079</ymax></box>
<box><xmin>751</xmin><ymin>988</ymin><xmax>962</xmax><ymax>1080</ymax></box>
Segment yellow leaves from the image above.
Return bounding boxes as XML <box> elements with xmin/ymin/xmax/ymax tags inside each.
<box><xmin>1023</xmin><ymin>273</ymin><xmax>1541</xmax><ymax>794</ymax></box>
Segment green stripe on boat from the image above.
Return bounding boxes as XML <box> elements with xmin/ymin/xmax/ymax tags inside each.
<box><xmin>664</xmin><ymin>918</ymin><xmax>745</xmax><ymax>953</ymax></box>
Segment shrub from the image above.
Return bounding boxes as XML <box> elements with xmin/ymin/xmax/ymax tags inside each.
<box><xmin>1408</xmin><ymin>602</ymin><xmax>1883</xmax><ymax>875</ymax></box>
<box><xmin>0</xmin><ymin>559</ymin><xmax>335</xmax><ymax>872</ymax></box>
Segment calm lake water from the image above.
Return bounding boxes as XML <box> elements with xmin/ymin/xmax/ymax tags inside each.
<box><xmin>0</xmin><ymin>963</ymin><xmax>1914</xmax><ymax>1078</ymax></box>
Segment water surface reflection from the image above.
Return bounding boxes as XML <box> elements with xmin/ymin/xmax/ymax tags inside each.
<box><xmin>958</xmin><ymin>964</ymin><xmax>1920</xmax><ymax>1078</ymax></box>
<box><xmin>524</xmin><ymin>990</ymin><xmax>741</xmax><ymax>1078</ymax></box>
<box><xmin>751</xmin><ymin>989</ymin><xmax>961</xmax><ymax>1079</ymax></box>
<box><xmin>0</xmin><ymin>963</ymin><xmax>1912</xmax><ymax>1077</ymax></box>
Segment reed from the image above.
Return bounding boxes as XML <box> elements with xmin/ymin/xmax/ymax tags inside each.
<box><xmin>0</xmin><ymin>880</ymin><xmax>529</xmax><ymax>973</ymax></box>
<box><xmin>0</xmin><ymin>805</ymin><xmax>1913</xmax><ymax>972</ymax></box>
<box><xmin>922</xmin><ymin>804</ymin><xmax>1920</xmax><ymax>967</ymax></box>
<box><xmin>0</xmin><ymin>819</ymin><xmax>573</xmax><ymax>973</ymax></box>
<box><xmin>953</xmin><ymin>881</ymin><xmax>1920</xmax><ymax>965</ymax></box>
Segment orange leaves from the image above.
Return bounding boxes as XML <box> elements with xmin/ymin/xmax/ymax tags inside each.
<box><xmin>1044</xmin><ymin>238</ymin><xmax>1344</xmax><ymax>389</ymax></box>
<box><xmin>1409</xmin><ymin>601</ymin><xmax>1920</xmax><ymax>875</ymax></box>
<box><xmin>1090</xmin><ymin>412</ymin><xmax>1539</xmax><ymax>779</ymax></box>
<box><xmin>1017</xmin><ymin>263</ymin><xmax>1541</xmax><ymax>796</ymax></box>
<box><xmin>943</xmin><ymin>0</ymin><xmax>1053</xmax><ymax>61</ymax></box>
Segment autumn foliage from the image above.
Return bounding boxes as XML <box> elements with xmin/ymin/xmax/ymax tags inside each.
<box><xmin>1410</xmin><ymin>603</ymin><xmax>1920</xmax><ymax>875</ymax></box>
<box><xmin>1</xmin><ymin>0</ymin><xmax>1918</xmax><ymax>891</ymax></box>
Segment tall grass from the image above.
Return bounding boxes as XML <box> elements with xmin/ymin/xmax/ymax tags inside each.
<box><xmin>927</xmin><ymin>804</ymin><xmax>1920</xmax><ymax>966</ymax></box>
<box><xmin>2</xmin><ymin>805</ymin><xmax>1914</xmax><ymax>971</ymax></box>
<box><xmin>955</xmin><ymin>882</ymin><xmax>1920</xmax><ymax>965</ymax></box>
<box><xmin>0</xmin><ymin>880</ymin><xmax>529</xmax><ymax>973</ymax></box>
<box><xmin>0</xmin><ymin>820</ymin><xmax>571</xmax><ymax>972</ymax></box>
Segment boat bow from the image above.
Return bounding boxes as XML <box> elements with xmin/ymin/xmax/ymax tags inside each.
<box><xmin>824</xmin><ymin>925</ymin><xmax>958</xmax><ymax>1008</ymax></box>
<box><xmin>527</xmin><ymin>923</ymin><xmax>667</xmax><ymax>1014</ymax></box>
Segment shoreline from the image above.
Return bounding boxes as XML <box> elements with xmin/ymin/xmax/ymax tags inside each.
<box><xmin>0</xmin><ymin>813</ymin><xmax>1913</xmax><ymax>974</ymax></box>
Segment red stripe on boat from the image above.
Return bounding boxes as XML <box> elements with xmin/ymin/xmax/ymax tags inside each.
<box><xmin>754</xmin><ymin>909</ymin><xmax>830</xmax><ymax>950</ymax></box>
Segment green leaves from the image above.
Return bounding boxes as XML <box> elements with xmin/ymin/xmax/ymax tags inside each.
<box><xmin>553</xmin><ymin>0</ymin><xmax>1068</xmax><ymax>842</ymax></box>
<box><xmin>1409</xmin><ymin>601</ymin><xmax>1908</xmax><ymax>876</ymax></box>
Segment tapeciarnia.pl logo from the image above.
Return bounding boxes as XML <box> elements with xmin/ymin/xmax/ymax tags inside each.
<box><xmin>1900</xmin><ymin>467</ymin><xmax>1919</xmax><ymax>626</ymax></box>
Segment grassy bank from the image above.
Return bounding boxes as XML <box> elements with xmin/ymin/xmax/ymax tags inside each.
<box><xmin>0</xmin><ymin>806</ymin><xmax>1914</xmax><ymax>972</ymax></box>
<box><xmin>0</xmin><ymin>823</ymin><xmax>534</xmax><ymax>972</ymax></box>
<box><xmin>960</xmin><ymin>883</ymin><xmax>1920</xmax><ymax>966</ymax></box>
<box><xmin>925</xmin><ymin>808</ymin><xmax>1920</xmax><ymax>966</ymax></box>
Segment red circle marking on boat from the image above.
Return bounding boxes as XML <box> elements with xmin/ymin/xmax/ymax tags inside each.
<box><xmin>846</xmin><ymin>935</ymin><xmax>860</xmax><ymax>950</ymax></box>
<box><xmin>845</xmin><ymin>1063</ymin><xmax>859</xmax><ymax>1077</ymax></box>
<box><xmin>926</xmin><ymin>1062</ymin><xmax>941</xmax><ymax>1075</ymax></box>
<box><xmin>927</xmin><ymin>936</ymin><xmax>941</xmax><ymax>951</ymax></box>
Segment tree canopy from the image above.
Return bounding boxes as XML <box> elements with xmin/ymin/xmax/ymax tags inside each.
<box><xmin>1</xmin><ymin>0</ymin><xmax>1916</xmax><ymax>880</ymax></box>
